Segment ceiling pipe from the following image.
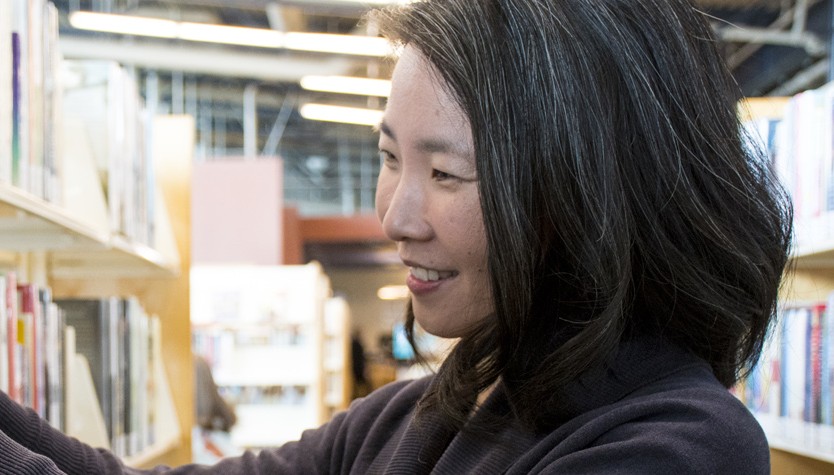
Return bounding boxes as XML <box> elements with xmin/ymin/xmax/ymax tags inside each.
<box><xmin>716</xmin><ymin>0</ymin><xmax>827</xmax><ymax>60</ymax></box>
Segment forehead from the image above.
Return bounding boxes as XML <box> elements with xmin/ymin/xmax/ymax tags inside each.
<box><xmin>382</xmin><ymin>45</ymin><xmax>470</xmax><ymax>141</ymax></box>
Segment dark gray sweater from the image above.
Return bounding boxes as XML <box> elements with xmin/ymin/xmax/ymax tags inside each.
<box><xmin>0</xmin><ymin>338</ymin><xmax>769</xmax><ymax>474</ymax></box>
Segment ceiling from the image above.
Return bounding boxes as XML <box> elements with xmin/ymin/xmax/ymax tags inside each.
<box><xmin>51</xmin><ymin>0</ymin><xmax>833</xmax><ymax>223</ymax></box>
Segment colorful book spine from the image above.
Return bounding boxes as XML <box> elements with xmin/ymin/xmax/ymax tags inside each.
<box><xmin>6</xmin><ymin>272</ymin><xmax>19</xmax><ymax>403</ymax></box>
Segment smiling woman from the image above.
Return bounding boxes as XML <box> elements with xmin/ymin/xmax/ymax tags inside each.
<box><xmin>0</xmin><ymin>0</ymin><xmax>792</xmax><ymax>473</ymax></box>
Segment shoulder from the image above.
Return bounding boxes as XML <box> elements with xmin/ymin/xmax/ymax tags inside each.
<box><xmin>532</xmin><ymin>364</ymin><xmax>769</xmax><ymax>474</ymax></box>
<box><xmin>312</xmin><ymin>375</ymin><xmax>432</xmax><ymax>439</ymax></box>
<box><xmin>610</xmin><ymin>367</ymin><xmax>768</xmax><ymax>470</ymax></box>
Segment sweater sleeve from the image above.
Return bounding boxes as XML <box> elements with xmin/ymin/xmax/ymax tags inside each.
<box><xmin>0</xmin><ymin>384</ymin><xmax>422</xmax><ymax>475</ymax></box>
<box><xmin>0</xmin><ymin>388</ymin><xmax>358</xmax><ymax>475</ymax></box>
<box><xmin>0</xmin><ymin>390</ymin><xmax>131</xmax><ymax>474</ymax></box>
<box><xmin>0</xmin><ymin>427</ymin><xmax>67</xmax><ymax>474</ymax></box>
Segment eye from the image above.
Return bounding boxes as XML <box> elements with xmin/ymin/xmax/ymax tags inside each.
<box><xmin>431</xmin><ymin>169</ymin><xmax>456</xmax><ymax>181</ymax></box>
<box><xmin>379</xmin><ymin>149</ymin><xmax>398</xmax><ymax>168</ymax></box>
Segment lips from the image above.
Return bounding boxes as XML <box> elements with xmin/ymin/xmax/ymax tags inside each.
<box><xmin>409</xmin><ymin>266</ymin><xmax>456</xmax><ymax>282</ymax></box>
<box><xmin>404</xmin><ymin>264</ymin><xmax>458</xmax><ymax>296</ymax></box>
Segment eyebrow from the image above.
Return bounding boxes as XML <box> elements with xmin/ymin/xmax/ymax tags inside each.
<box><xmin>378</xmin><ymin>120</ymin><xmax>470</xmax><ymax>158</ymax></box>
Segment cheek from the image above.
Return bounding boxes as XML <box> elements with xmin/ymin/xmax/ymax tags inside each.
<box><xmin>375</xmin><ymin>176</ymin><xmax>393</xmax><ymax>223</ymax></box>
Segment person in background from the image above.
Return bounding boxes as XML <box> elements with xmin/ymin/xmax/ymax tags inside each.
<box><xmin>194</xmin><ymin>354</ymin><xmax>237</xmax><ymax>433</ymax></box>
<box><xmin>0</xmin><ymin>0</ymin><xmax>792</xmax><ymax>473</ymax></box>
<box><xmin>350</xmin><ymin>331</ymin><xmax>370</xmax><ymax>399</ymax></box>
<box><xmin>192</xmin><ymin>355</ymin><xmax>238</xmax><ymax>464</ymax></box>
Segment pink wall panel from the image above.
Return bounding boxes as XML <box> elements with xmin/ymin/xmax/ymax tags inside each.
<box><xmin>192</xmin><ymin>158</ymin><xmax>283</xmax><ymax>265</ymax></box>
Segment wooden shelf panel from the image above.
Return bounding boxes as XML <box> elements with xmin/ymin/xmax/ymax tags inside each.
<box><xmin>123</xmin><ymin>434</ymin><xmax>181</xmax><ymax>468</ymax></box>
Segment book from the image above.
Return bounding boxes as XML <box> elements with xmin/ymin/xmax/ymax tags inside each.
<box><xmin>17</xmin><ymin>283</ymin><xmax>46</xmax><ymax>417</ymax></box>
<box><xmin>56</xmin><ymin>298</ymin><xmax>115</xmax><ymax>449</ymax></box>
<box><xmin>806</xmin><ymin>304</ymin><xmax>824</xmax><ymax>423</ymax></box>
<box><xmin>0</xmin><ymin>276</ymin><xmax>6</xmax><ymax>394</ymax></box>
<box><xmin>41</xmin><ymin>1</ymin><xmax>61</xmax><ymax>203</ymax></box>
<box><xmin>25</xmin><ymin>0</ymin><xmax>45</xmax><ymax>199</ymax></box>
<box><xmin>6</xmin><ymin>272</ymin><xmax>20</xmax><ymax>403</ymax></box>
<box><xmin>11</xmin><ymin>0</ymin><xmax>30</xmax><ymax>191</ymax></box>
<box><xmin>781</xmin><ymin>307</ymin><xmax>809</xmax><ymax>420</ymax></box>
<box><xmin>0</xmin><ymin>0</ymin><xmax>12</xmax><ymax>183</ymax></box>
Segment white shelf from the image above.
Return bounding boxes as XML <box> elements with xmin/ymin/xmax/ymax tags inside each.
<box><xmin>757</xmin><ymin>414</ymin><xmax>834</xmax><ymax>463</ymax></box>
<box><xmin>0</xmin><ymin>183</ymin><xmax>109</xmax><ymax>250</ymax></box>
<box><xmin>792</xmin><ymin>214</ymin><xmax>834</xmax><ymax>268</ymax></box>
<box><xmin>50</xmin><ymin>239</ymin><xmax>179</xmax><ymax>279</ymax></box>
<box><xmin>0</xmin><ymin>182</ymin><xmax>179</xmax><ymax>278</ymax></box>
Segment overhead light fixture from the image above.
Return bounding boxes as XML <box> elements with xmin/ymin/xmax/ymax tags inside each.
<box><xmin>178</xmin><ymin>23</ymin><xmax>284</xmax><ymax>48</ymax></box>
<box><xmin>68</xmin><ymin>11</ymin><xmax>394</xmax><ymax>57</ymax></box>
<box><xmin>69</xmin><ymin>11</ymin><xmax>177</xmax><ymax>38</ymax></box>
<box><xmin>327</xmin><ymin>0</ymin><xmax>415</xmax><ymax>4</ymax></box>
<box><xmin>285</xmin><ymin>32</ymin><xmax>391</xmax><ymax>57</ymax></box>
<box><xmin>377</xmin><ymin>285</ymin><xmax>409</xmax><ymax>300</ymax></box>
<box><xmin>300</xmin><ymin>75</ymin><xmax>391</xmax><ymax>97</ymax></box>
<box><xmin>300</xmin><ymin>103</ymin><xmax>384</xmax><ymax>126</ymax></box>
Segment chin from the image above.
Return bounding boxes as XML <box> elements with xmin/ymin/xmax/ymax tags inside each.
<box><xmin>413</xmin><ymin>310</ymin><xmax>468</xmax><ymax>339</ymax></box>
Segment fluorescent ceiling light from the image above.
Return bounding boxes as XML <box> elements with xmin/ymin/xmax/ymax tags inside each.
<box><xmin>178</xmin><ymin>22</ymin><xmax>284</xmax><ymax>48</ymax></box>
<box><xmin>328</xmin><ymin>0</ymin><xmax>415</xmax><ymax>5</ymax></box>
<box><xmin>300</xmin><ymin>75</ymin><xmax>391</xmax><ymax>97</ymax></box>
<box><xmin>69</xmin><ymin>11</ymin><xmax>394</xmax><ymax>57</ymax></box>
<box><xmin>300</xmin><ymin>103</ymin><xmax>384</xmax><ymax>126</ymax></box>
<box><xmin>284</xmin><ymin>32</ymin><xmax>391</xmax><ymax>57</ymax></box>
<box><xmin>377</xmin><ymin>285</ymin><xmax>409</xmax><ymax>300</ymax></box>
<box><xmin>70</xmin><ymin>11</ymin><xmax>177</xmax><ymax>38</ymax></box>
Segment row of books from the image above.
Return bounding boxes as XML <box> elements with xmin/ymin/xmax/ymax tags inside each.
<box><xmin>0</xmin><ymin>273</ymin><xmax>65</xmax><ymax>431</ymax></box>
<box><xmin>59</xmin><ymin>296</ymin><xmax>162</xmax><ymax>459</ymax></box>
<box><xmin>219</xmin><ymin>385</ymin><xmax>310</xmax><ymax>406</ymax></box>
<box><xmin>736</xmin><ymin>296</ymin><xmax>834</xmax><ymax>425</ymax></box>
<box><xmin>193</xmin><ymin>327</ymin><xmax>317</xmax><ymax>388</ymax></box>
<box><xmin>743</xmin><ymin>85</ymin><xmax>834</xmax><ymax>249</ymax></box>
<box><xmin>1</xmin><ymin>0</ymin><xmax>160</xmax><ymax>247</ymax></box>
<box><xmin>0</xmin><ymin>274</ymin><xmax>164</xmax><ymax>458</ymax></box>
<box><xmin>62</xmin><ymin>59</ymin><xmax>157</xmax><ymax>246</ymax></box>
<box><xmin>0</xmin><ymin>0</ymin><xmax>62</xmax><ymax>202</ymax></box>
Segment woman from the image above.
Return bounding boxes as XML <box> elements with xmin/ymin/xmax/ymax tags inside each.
<box><xmin>0</xmin><ymin>0</ymin><xmax>791</xmax><ymax>473</ymax></box>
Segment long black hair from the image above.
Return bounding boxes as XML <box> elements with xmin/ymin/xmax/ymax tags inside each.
<box><xmin>374</xmin><ymin>0</ymin><xmax>792</xmax><ymax>432</ymax></box>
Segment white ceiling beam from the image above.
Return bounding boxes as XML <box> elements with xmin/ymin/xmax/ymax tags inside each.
<box><xmin>60</xmin><ymin>35</ymin><xmax>356</xmax><ymax>82</ymax></box>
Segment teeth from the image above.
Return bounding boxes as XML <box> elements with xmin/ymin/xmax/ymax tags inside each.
<box><xmin>410</xmin><ymin>267</ymin><xmax>453</xmax><ymax>281</ymax></box>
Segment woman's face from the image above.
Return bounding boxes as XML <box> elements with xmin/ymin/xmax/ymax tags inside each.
<box><xmin>376</xmin><ymin>46</ymin><xmax>494</xmax><ymax>338</ymax></box>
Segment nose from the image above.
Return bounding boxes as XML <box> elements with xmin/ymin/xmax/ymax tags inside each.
<box><xmin>376</xmin><ymin>171</ymin><xmax>432</xmax><ymax>243</ymax></box>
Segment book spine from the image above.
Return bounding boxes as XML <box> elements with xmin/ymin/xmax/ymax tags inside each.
<box><xmin>11</xmin><ymin>0</ymin><xmax>29</xmax><ymax>192</ymax></box>
<box><xmin>0</xmin><ymin>0</ymin><xmax>12</xmax><ymax>182</ymax></box>
<box><xmin>6</xmin><ymin>272</ymin><xmax>19</xmax><ymax>403</ymax></box>
<box><xmin>0</xmin><ymin>276</ymin><xmax>7</xmax><ymax>394</ymax></box>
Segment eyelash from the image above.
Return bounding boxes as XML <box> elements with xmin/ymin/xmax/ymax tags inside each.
<box><xmin>379</xmin><ymin>150</ymin><xmax>398</xmax><ymax>167</ymax></box>
<box><xmin>431</xmin><ymin>169</ymin><xmax>456</xmax><ymax>181</ymax></box>
<box><xmin>379</xmin><ymin>149</ymin><xmax>459</xmax><ymax>182</ymax></box>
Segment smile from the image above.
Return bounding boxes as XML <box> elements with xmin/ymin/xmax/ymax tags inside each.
<box><xmin>409</xmin><ymin>266</ymin><xmax>457</xmax><ymax>282</ymax></box>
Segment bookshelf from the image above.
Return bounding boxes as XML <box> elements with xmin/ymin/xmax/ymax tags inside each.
<box><xmin>2</xmin><ymin>0</ymin><xmax>195</xmax><ymax>463</ymax></box>
<box><xmin>50</xmin><ymin>115</ymin><xmax>194</xmax><ymax>467</ymax></box>
<box><xmin>741</xmin><ymin>92</ymin><xmax>834</xmax><ymax>474</ymax></box>
<box><xmin>191</xmin><ymin>263</ymin><xmax>351</xmax><ymax>450</ymax></box>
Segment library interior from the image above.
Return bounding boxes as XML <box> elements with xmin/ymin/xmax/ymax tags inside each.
<box><xmin>1</xmin><ymin>0</ymin><xmax>834</xmax><ymax>473</ymax></box>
